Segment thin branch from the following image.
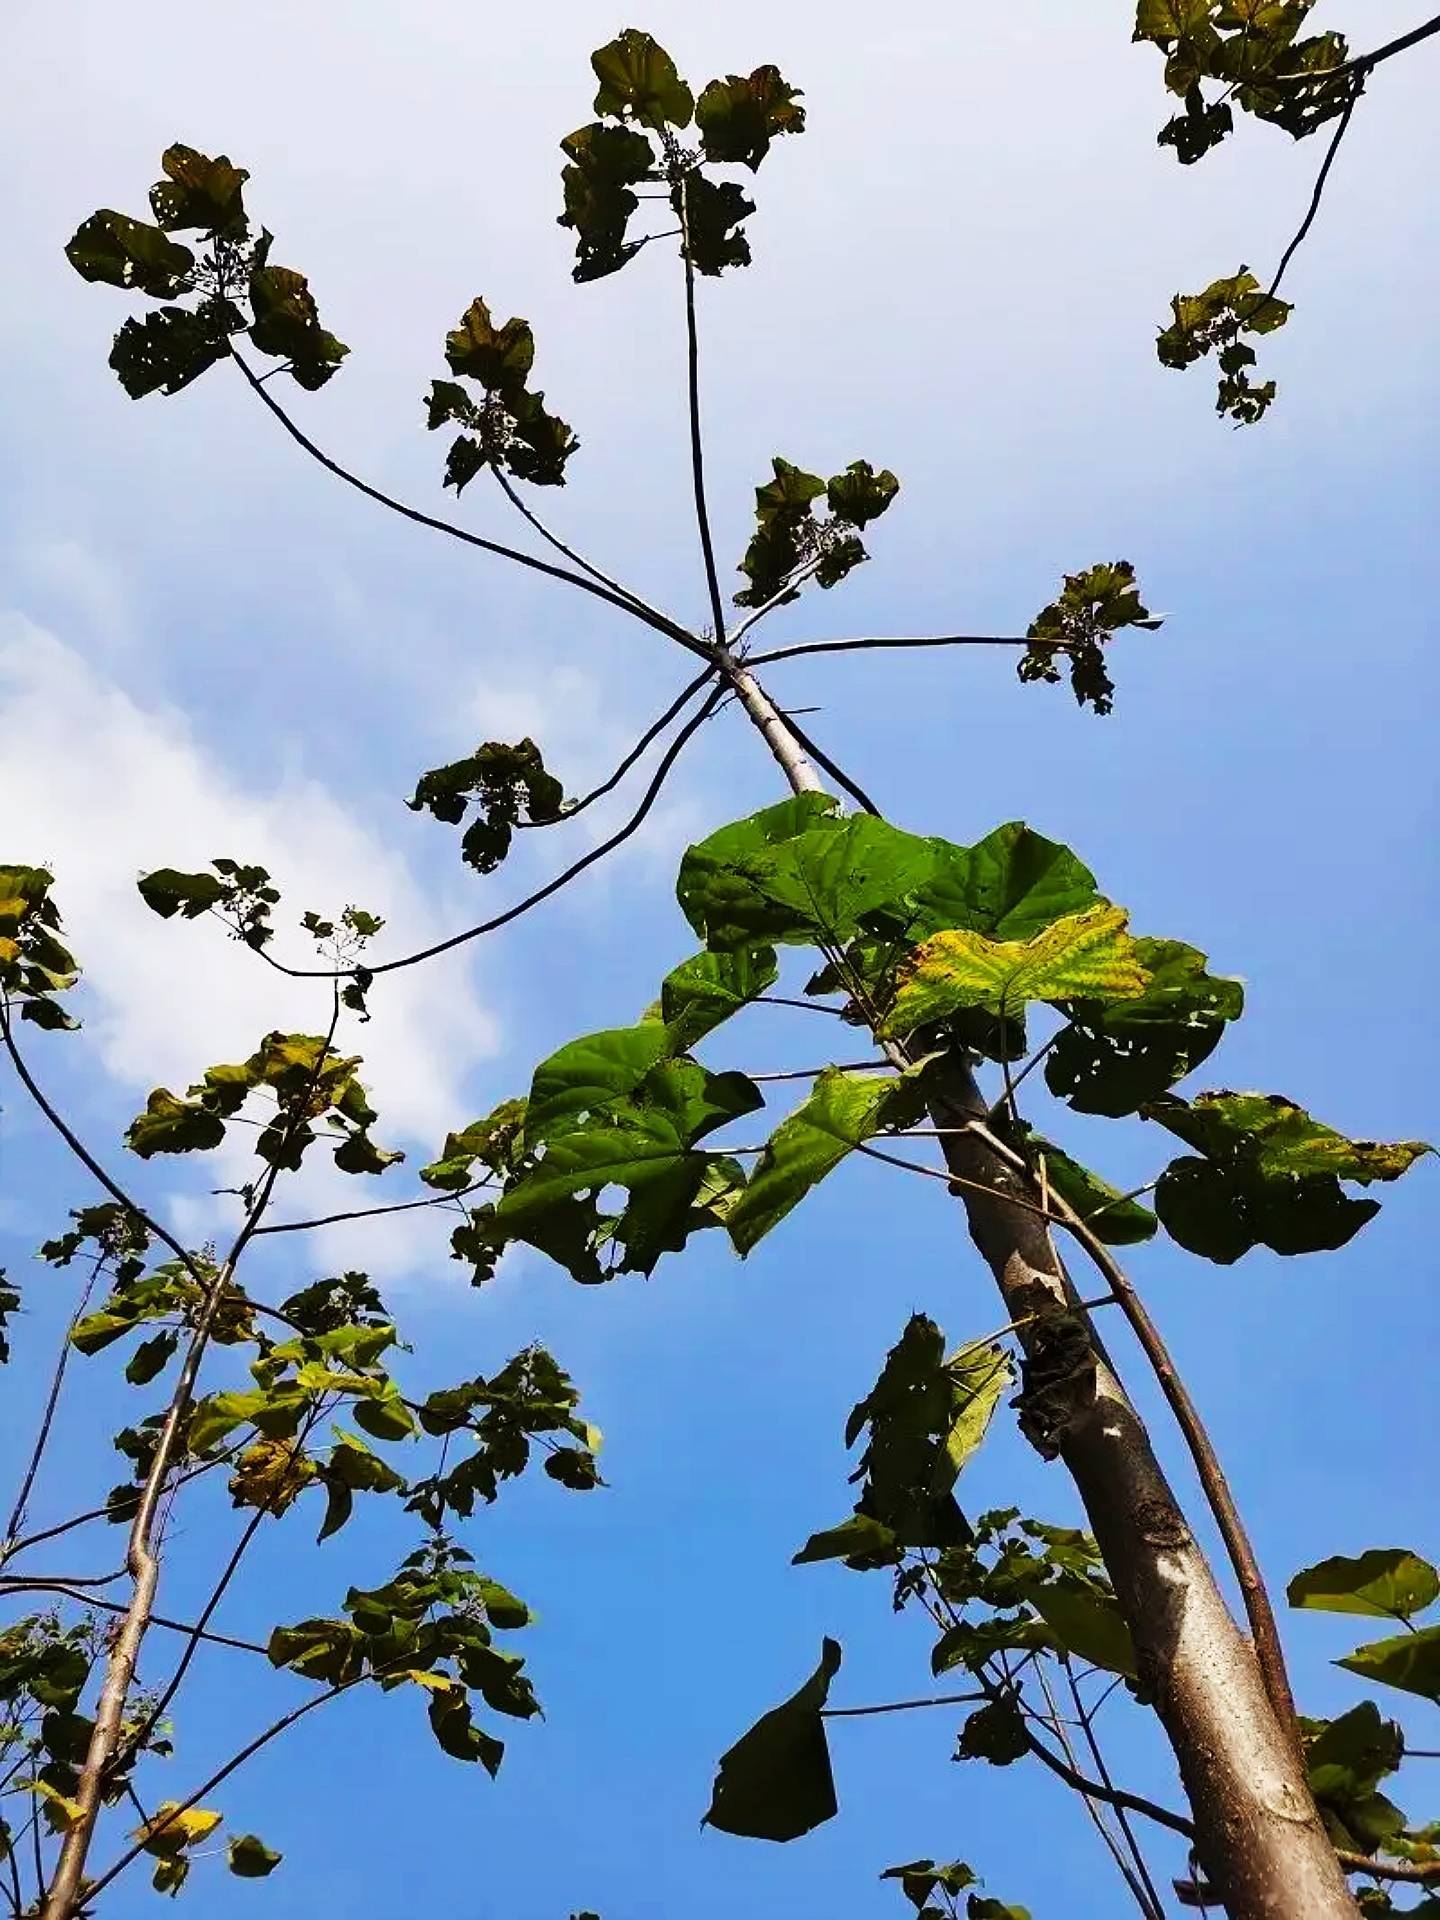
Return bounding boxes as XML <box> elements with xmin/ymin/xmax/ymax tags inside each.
<box><xmin>1029</xmin><ymin>1658</ymin><xmax>1161</xmax><ymax>1920</ymax></box>
<box><xmin>514</xmin><ymin>663</ymin><xmax>718</xmax><ymax>832</ymax></box>
<box><xmin>777</xmin><ymin>709</ymin><xmax>883</xmax><ymax>816</ymax></box>
<box><xmin>253</xmin><ymin>1178</ymin><xmax>493</xmax><ymax>1237</ymax></box>
<box><xmin>0</xmin><ymin>1003</ymin><xmax>204</xmax><ymax>1288</ymax></box>
<box><xmin>747</xmin><ymin>1060</ymin><xmax>890</xmax><ymax>1082</ymax></box>
<box><xmin>1064</xmin><ymin>1657</ymin><xmax>1167</xmax><ymax>1920</ymax></box>
<box><xmin>250</xmin><ymin>682</ymin><xmax>726</xmax><ymax>980</ymax></box>
<box><xmin>79</xmin><ymin>1677</ymin><xmax>360</xmax><ymax>1904</ymax></box>
<box><xmin>754</xmin><ymin>994</ymin><xmax>848</xmax><ymax>1017</ymax></box>
<box><xmin>2</xmin><ymin>1452</ymin><xmax>239</xmax><ymax>1566</ymax></box>
<box><xmin>1039</xmin><ymin>1173</ymin><xmax>1301</xmax><ymax>1744</ymax></box>
<box><xmin>1259</xmin><ymin>83</ymin><xmax>1359</xmax><ymax>308</ymax></box>
<box><xmin>677</xmin><ymin>181</ymin><xmax>730</xmax><ymax>647</ymax></box>
<box><xmin>746</xmin><ymin>632</ymin><xmax>1038</xmax><ymax>668</ymax></box>
<box><xmin>1276</xmin><ymin>12</ymin><xmax>1440</xmax><ymax>81</ymax></box>
<box><xmin>821</xmin><ymin>1691</ymin><xmax>986</xmax><ymax>1719</ymax></box>
<box><xmin>0</xmin><ymin>1584</ymin><xmax>267</xmax><ymax>1656</ymax></box>
<box><xmin>726</xmin><ymin>560</ymin><xmax>820</xmax><ymax>648</ymax></box>
<box><xmin>490</xmin><ymin>466</ymin><xmax>677</xmax><ymax>629</ymax></box>
<box><xmin>1334</xmin><ymin>1853</ymin><xmax>1440</xmax><ymax>1886</ymax></box>
<box><xmin>3</xmin><ymin>1253</ymin><xmax>105</xmax><ymax>1552</ymax></box>
<box><xmin>230</xmin><ymin>348</ymin><xmax>710</xmax><ymax>660</ymax></box>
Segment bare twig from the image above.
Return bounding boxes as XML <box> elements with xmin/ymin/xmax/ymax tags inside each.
<box><xmin>0</xmin><ymin>1584</ymin><xmax>267</xmax><ymax>1656</ymax></box>
<box><xmin>1275</xmin><ymin>12</ymin><xmax>1440</xmax><ymax>82</ymax></box>
<box><xmin>776</xmin><ymin>709</ymin><xmax>883</xmax><ymax>816</ymax></box>
<box><xmin>677</xmin><ymin>181</ymin><xmax>731</xmax><ymax>648</ymax></box>
<box><xmin>1259</xmin><ymin>84</ymin><xmax>1359</xmax><ymax>309</ymax></box>
<box><xmin>253</xmin><ymin>1178</ymin><xmax>493</xmax><ymax>1237</ymax></box>
<box><xmin>821</xmin><ymin>1691</ymin><xmax>986</xmax><ymax>1718</ymax></box>
<box><xmin>1064</xmin><ymin>1657</ymin><xmax>1167</xmax><ymax>1919</ymax></box>
<box><xmin>3</xmin><ymin>1253</ymin><xmax>105</xmax><ymax>1552</ymax></box>
<box><xmin>490</xmin><ymin>465</ymin><xmax>677</xmax><ymax>630</ymax></box>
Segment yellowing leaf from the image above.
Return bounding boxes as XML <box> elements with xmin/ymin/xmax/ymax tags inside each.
<box><xmin>887</xmin><ymin>906</ymin><xmax>1149</xmax><ymax>1035</ymax></box>
<box><xmin>134</xmin><ymin>1802</ymin><xmax>224</xmax><ymax>1857</ymax></box>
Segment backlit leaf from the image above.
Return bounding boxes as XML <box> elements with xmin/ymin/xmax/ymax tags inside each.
<box><xmin>1289</xmin><ymin>1551</ymin><xmax>1440</xmax><ymax>1622</ymax></box>
<box><xmin>704</xmin><ymin>1638</ymin><xmax>842</xmax><ymax>1841</ymax></box>
<box><xmin>1025</xmin><ymin>1576</ymin><xmax>1139</xmax><ymax>1679</ymax></box>
<box><xmin>227</xmin><ymin>1834</ymin><xmax>282</xmax><ymax>1878</ymax></box>
<box><xmin>887</xmin><ymin>906</ymin><xmax>1149</xmax><ymax>1035</ymax></box>
<box><xmin>1337</xmin><ymin>1626</ymin><xmax>1440</xmax><ymax>1704</ymax></box>
<box><xmin>696</xmin><ymin>65</ymin><xmax>805</xmax><ymax>169</ymax></box>
<box><xmin>65</xmin><ymin>211</ymin><xmax>194</xmax><ymax>296</ymax></box>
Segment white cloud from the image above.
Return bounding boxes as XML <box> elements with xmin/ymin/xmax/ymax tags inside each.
<box><xmin>0</xmin><ymin>614</ymin><xmax>504</xmax><ymax>1272</ymax></box>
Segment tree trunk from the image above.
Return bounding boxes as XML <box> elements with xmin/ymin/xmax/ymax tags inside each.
<box><xmin>724</xmin><ymin>655</ymin><xmax>1357</xmax><ymax>1919</ymax></box>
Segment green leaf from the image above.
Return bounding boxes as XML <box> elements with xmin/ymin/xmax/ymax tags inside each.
<box><xmin>792</xmin><ymin>1513</ymin><xmax>899</xmax><ymax>1568</ymax></box>
<box><xmin>725</xmin><ymin>1068</ymin><xmax>911</xmax><ymax>1254</ymax></box>
<box><xmin>886</xmin><ymin>821</ymin><xmax>1102</xmax><ymax>944</ymax></box>
<box><xmin>331</xmin><ymin>1130</ymin><xmax>404</xmax><ymax>1177</ymax></box>
<box><xmin>426</xmin><ymin>1685</ymin><xmax>504</xmax><ymax>1774</ymax></box>
<box><xmin>227</xmin><ymin>1834</ymin><xmax>282</xmax><ymax>1878</ymax></box>
<box><xmin>125</xmin><ymin>1331</ymin><xmax>179</xmax><ymax>1386</ymax></box>
<box><xmin>248</xmin><ymin>263</ymin><xmax>348</xmax><ymax>388</ymax></box>
<box><xmin>653</xmin><ymin>945</ymin><xmax>779</xmax><ymax>1049</ymax></box>
<box><xmin>267</xmin><ymin>1617</ymin><xmax>366</xmax><ymax>1686</ymax></box>
<box><xmin>887</xmin><ymin>906</ymin><xmax>1149</xmax><ymax>1036</ymax></box>
<box><xmin>150</xmin><ymin>145</ymin><xmax>250</xmax><ymax>235</ymax></box>
<box><xmin>1337</xmin><ymin>1625</ymin><xmax>1440</xmax><ymax>1704</ymax></box>
<box><xmin>967</xmin><ymin>1901</ymin><xmax>1031</xmax><ymax>1920</ymax></box>
<box><xmin>421</xmin><ymin>1099</ymin><xmax>527</xmax><ymax>1190</ymax></box>
<box><xmin>679</xmin><ymin>173</ymin><xmax>754</xmax><ymax>277</ymax></box>
<box><xmin>835</xmin><ymin>1318</ymin><xmax>1009</xmax><ymax>1552</ymax></box>
<box><xmin>591</xmin><ymin>29</ymin><xmax>693</xmax><ymax>129</ymax></box>
<box><xmin>703</xmin><ymin>1638</ymin><xmax>842</xmax><ymax>1841</ymax></box>
<box><xmin>826</xmin><ymin>461</ymin><xmax>899</xmax><ymax>528</ymax></box>
<box><xmin>1026</xmin><ymin>1135</ymin><xmax>1157</xmax><ymax>1246</ymax></box>
<box><xmin>125</xmin><ymin>1089</ymin><xmax>227</xmax><ymax>1158</ymax></box>
<box><xmin>1147</xmin><ymin>1091</ymin><xmax>1430</xmax><ymax>1263</ymax></box>
<box><xmin>107</xmin><ymin>304</ymin><xmax>233</xmax><ymax>399</ymax></box>
<box><xmin>525</xmin><ymin>1025</ymin><xmax>674</xmax><ymax>1144</ymax></box>
<box><xmin>443</xmin><ymin>298</ymin><xmax>535</xmax><ymax>392</ymax></box>
<box><xmin>1289</xmin><ymin>1551</ymin><xmax>1440</xmax><ymax>1622</ymax></box>
<box><xmin>679</xmin><ymin>808</ymin><xmax>935</xmax><ymax>953</ymax></box>
<box><xmin>137</xmin><ymin>867</ymin><xmax>227</xmax><ymax>921</ymax></box>
<box><xmin>1046</xmin><ymin>937</ymin><xmax>1244</xmax><ymax>1116</ymax></box>
<box><xmin>407</xmin><ymin>738</ymin><xmax>566</xmax><ymax>874</ymax></box>
<box><xmin>1024</xmin><ymin>1576</ymin><xmax>1138</xmax><ymax>1678</ymax></box>
<box><xmin>557</xmin><ymin>121</ymin><xmax>657</xmax><ymax>282</ymax></box>
<box><xmin>1305</xmin><ymin>1702</ymin><xmax>1407</xmax><ymax>1852</ymax></box>
<box><xmin>65</xmin><ymin>211</ymin><xmax>195</xmax><ymax>296</ymax></box>
<box><xmin>696</xmin><ymin>66</ymin><xmax>805</xmax><ymax>169</ymax></box>
<box><xmin>956</xmin><ymin>1698</ymin><xmax>1028</xmax><ymax>1766</ymax></box>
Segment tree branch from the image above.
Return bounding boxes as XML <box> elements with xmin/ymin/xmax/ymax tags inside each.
<box><xmin>253</xmin><ymin>1178</ymin><xmax>492</xmax><ymax>1237</ymax></box>
<box><xmin>745</xmin><ymin>631</ymin><xmax>1039</xmax><ymax>668</ymax></box>
<box><xmin>677</xmin><ymin>182</ymin><xmax>730</xmax><ymax>646</ymax></box>
<box><xmin>489</xmin><ymin>466</ymin><xmax>679</xmax><ymax>631</ymax></box>
<box><xmin>1276</xmin><ymin>12</ymin><xmax>1440</xmax><ymax>81</ymax></box>
<box><xmin>250</xmin><ymin>681</ymin><xmax>725</xmax><ymax>980</ymax></box>
<box><xmin>0</xmin><ymin>1584</ymin><xmax>267</xmax><ymax>1656</ymax></box>
<box><xmin>821</xmin><ymin>1691</ymin><xmax>986</xmax><ymax>1718</ymax></box>
<box><xmin>3</xmin><ymin>1253</ymin><xmax>105</xmax><ymax>1552</ymax></box>
<box><xmin>1261</xmin><ymin>83</ymin><xmax>1359</xmax><ymax>309</ymax></box>
<box><xmin>230</xmin><ymin>349</ymin><xmax>711</xmax><ymax>660</ymax></box>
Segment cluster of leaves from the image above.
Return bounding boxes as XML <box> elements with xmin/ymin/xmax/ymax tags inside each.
<box><xmin>132</xmin><ymin>1804</ymin><xmax>282</xmax><ymax>1897</ymax></box>
<box><xmin>1280</xmin><ymin>1547</ymin><xmax>1440</xmax><ymax>1891</ymax></box>
<box><xmin>139</xmin><ymin>857</ymin><xmax>283</xmax><ymax>950</ymax></box>
<box><xmin>426</xmin><ymin>299</ymin><xmax>579</xmax><ymax>492</ymax></box>
<box><xmin>1018</xmin><ymin>561</ymin><xmax>1162</xmax><ymax>713</ymax></box>
<box><xmin>793</xmin><ymin>1314</ymin><xmax>1011</xmax><ymax>1569</ymax></box>
<box><xmin>123</xmin><ymin>1028</ymin><xmax>402</xmax><ymax>1177</ymax></box>
<box><xmin>734</xmin><ymin>456</ymin><xmax>900</xmax><ymax>609</ymax></box>
<box><xmin>557</xmin><ymin>29</ymin><xmax>803</xmax><ymax>280</ymax></box>
<box><xmin>267</xmin><ymin>1536</ymin><xmax>541</xmax><ymax>1778</ymax></box>
<box><xmin>882</xmin><ymin>1858</ymin><xmax>1030</xmax><ymax>1920</ymax></box>
<box><xmin>0</xmin><ymin>864</ymin><xmax>81</xmax><ymax>1031</ymax></box>
<box><xmin>1156</xmin><ymin>269</ymin><xmax>1293</xmax><ymax>424</ymax></box>
<box><xmin>65</xmin><ymin>143</ymin><xmax>346</xmax><ymax>398</ymax></box>
<box><xmin>1133</xmin><ymin>0</ymin><xmax>1356</xmax><ymax>162</ymax></box>
<box><xmin>407</xmin><ymin>736</ymin><xmax>567</xmax><ymax>873</ymax></box>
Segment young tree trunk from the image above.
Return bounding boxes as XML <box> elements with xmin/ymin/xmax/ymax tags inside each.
<box><xmin>723</xmin><ymin>654</ymin><xmax>1357</xmax><ymax>1920</ymax></box>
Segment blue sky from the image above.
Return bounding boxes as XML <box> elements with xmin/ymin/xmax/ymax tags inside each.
<box><xmin>2</xmin><ymin>3</ymin><xmax>1437</xmax><ymax>1915</ymax></box>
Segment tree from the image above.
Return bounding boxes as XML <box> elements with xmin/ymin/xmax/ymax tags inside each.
<box><xmin>2</xmin><ymin>14</ymin><xmax>1435</xmax><ymax>1920</ymax></box>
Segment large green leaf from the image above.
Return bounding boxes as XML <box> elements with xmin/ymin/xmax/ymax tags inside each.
<box><xmin>108</xmin><ymin>305</ymin><xmax>233</xmax><ymax>399</ymax></box>
<box><xmin>125</xmin><ymin>1089</ymin><xmax>226</xmax><ymax>1158</ymax></box>
<box><xmin>557</xmin><ymin>121</ymin><xmax>657</xmax><ymax>282</ymax></box>
<box><xmin>1337</xmin><ymin>1625</ymin><xmax>1440</xmax><ymax>1704</ymax></box>
<box><xmin>525</xmin><ymin>1025</ymin><xmax>674</xmax><ymax>1143</ymax></box>
<box><xmin>879</xmin><ymin>821</ymin><xmax>1101</xmax><ymax>944</ymax></box>
<box><xmin>703</xmin><ymin>1639</ymin><xmax>841</xmax><ymax>1841</ymax></box>
<box><xmin>149</xmin><ymin>145</ymin><xmax>249</xmax><ymax>235</ymax></box>
<box><xmin>725</xmin><ymin>1069</ymin><xmax>912</xmax><ymax>1254</ymax></box>
<box><xmin>679</xmin><ymin>173</ymin><xmax>754</xmax><ymax>277</ymax></box>
<box><xmin>678</xmin><ymin>806</ymin><xmax>934</xmax><ymax>953</ymax></box>
<box><xmin>1046</xmin><ymin>938</ymin><xmax>1244</xmax><ymax>1116</ymax></box>
<box><xmin>65</xmin><ymin>211</ymin><xmax>195</xmax><ymax>296</ymax></box>
<box><xmin>591</xmin><ymin>29</ymin><xmax>693</xmax><ymax>129</ymax></box>
<box><xmin>886</xmin><ymin>907</ymin><xmax>1149</xmax><ymax>1036</ymax></box>
<box><xmin>653</xmin><ymin>946</ymin><xmax>779</xmax><ymax>1049</ymax></box>
<box><xmin>696</xmin><ymin>65</ymin><xmax>805</xmax><ymax>169</ymax></box>
<box><xmin>1147</xmin><ymin>1092</ymin><xmax>1430</xmax><ymax>1264</ymax></box>
<box><xmin>1289</xmin><ymin>1551</ymin><xmax>1440</xmax><ymax>1622</ymax></box>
